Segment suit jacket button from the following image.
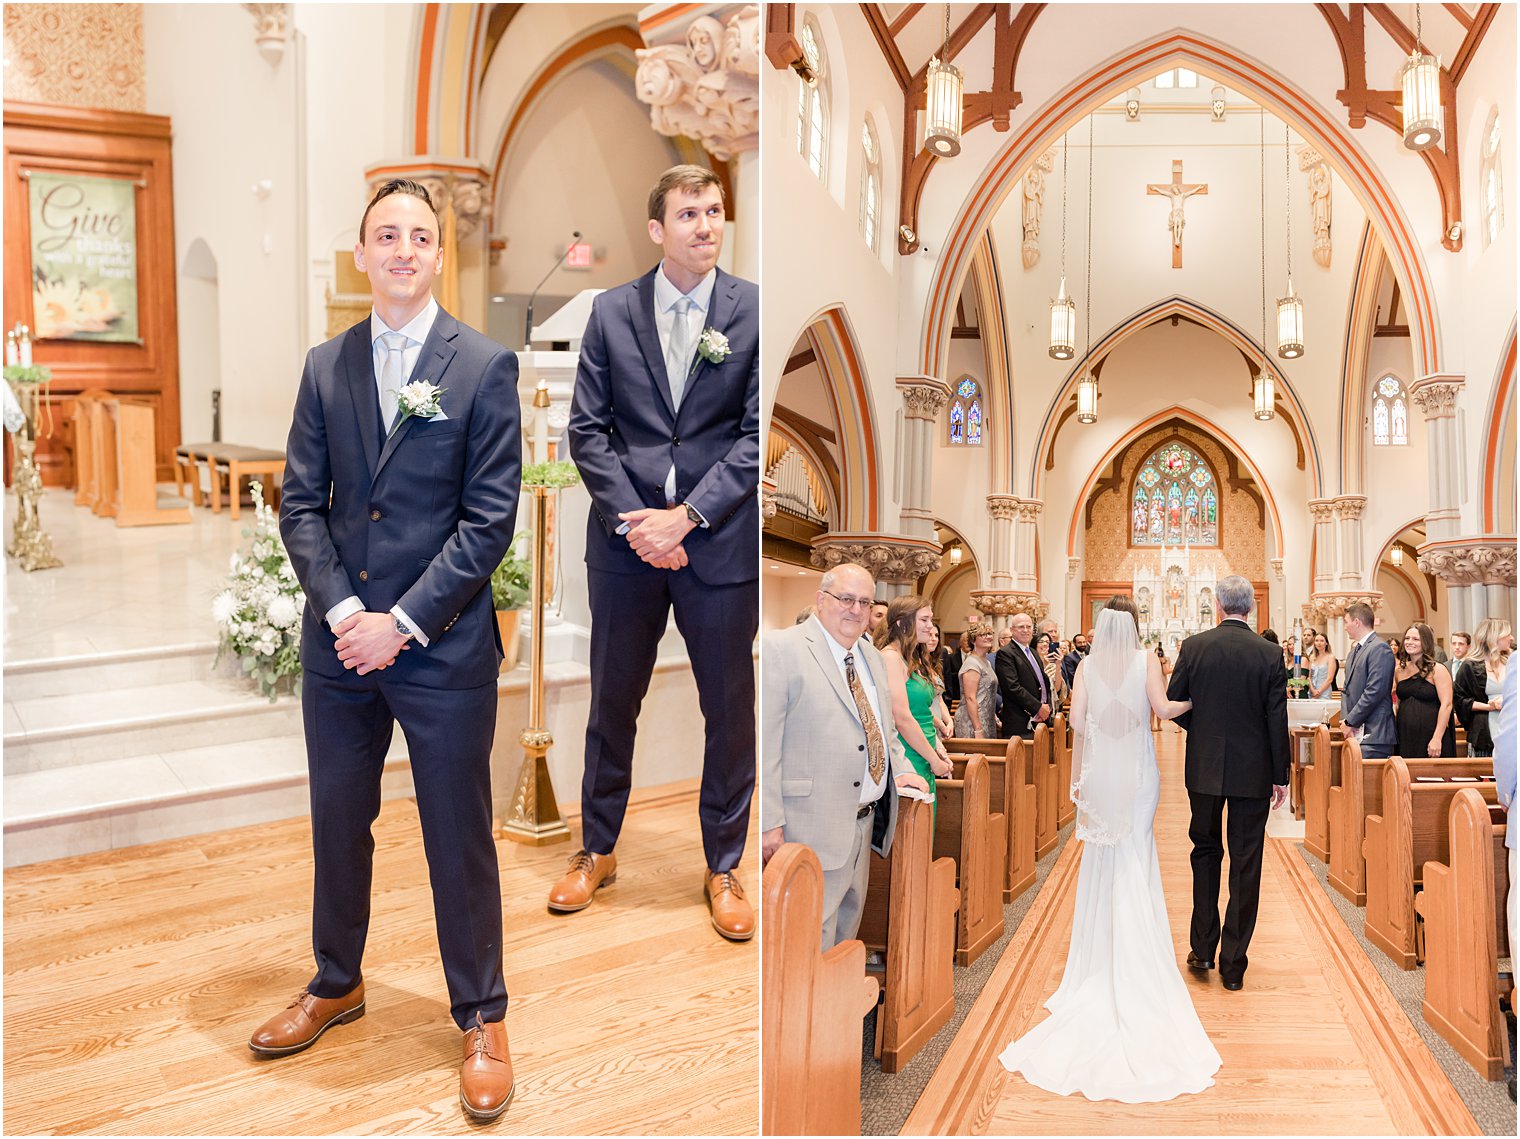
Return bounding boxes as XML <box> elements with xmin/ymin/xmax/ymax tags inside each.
<box><xmin>370</xmin><ymin>509</ymin><xmax>381</xmax><ymax>521</ymax></box>
<box><xmin>858</xmin><ymin>744</ymin><xmax>865</xmax><ymax>751</ymax></box>
<box><xmin>359</xmin><ymin>570</ymin><xmax>369</xmax><ymax>581</ymax></box>
<box><xmin>853</xmin><ymin>781</ymin><xmax>861</xmax><ymax>788</ymax></box>
<box><xmin>672</xmin><ymin>436</ymin><xmax>680</xmax><ymax>445</ymax></box>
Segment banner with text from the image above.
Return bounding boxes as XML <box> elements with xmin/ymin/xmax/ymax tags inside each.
<box><xmin>28</xmin><ymin>171</ymin><xmax>139</xmax><ymax>343</ymax></box>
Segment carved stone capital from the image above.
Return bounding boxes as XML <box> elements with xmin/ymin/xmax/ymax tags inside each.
<box><xmin>1308</xmin><ymin>592</ymin><xmax>1386</xmax><ymax>619</ymax></box>
<box><xmin>1332</xmin><ymin>495</ymin><xmax>1367</xmax><ymax>521</ymax></box>
<box><xmin>1068</xmin><ymin>556</ymin><xmax>1083</xmax><ymax>579</ymax></box>
<box><xmin>363</xmin><ymin>162</ymin><xmax>491</xmax><ymax>239</ymax></box>
<box><xmin>1409</xmin><ymin>375</ymin><xmax>1464</xmax><ymax>420</ymax></box>
<box><xmin>986</xmin><ymin>494</ymin><xmax>1020</xmax><ymax>522</ymax></box>
<box><xmin>243</xmin><ymin>4</ymin><xmax>290</xmax><ymax>66</ymax></box>
<box><xmin>809</xmin><ymin>534</ymin><xmax>942</xmax><ymax>585</ymax></box>
<box><xmin>760</xmin><ymin>478</ymin><xmax>778</xmax><ymax>521</ymax></box>
<box><xmin>1417</xmin><ymin>539</ymin><xmax>1518</xmax><ymax>586</ymax></box>
<box><xmin>636</xmin><ymin>5</ymin><xmax>759</xmax><ymax>160</ymax></box>
<box><xmin>1015</xmin><ymin>499</ymin><xmax>1044</xmax><ymax>523</ymax></box>
<box><xmin>896</xmin><ymin>375</ymin><xmax>952</xmax><ymax>420</ymax></box>
<box><xmin>1270</xmin><ymin>557</ymin><xmax>1285</xmax><ymax>580</ymax></box>
<box><xmin>969</xmin><ymin>590</ymin><xmax>1049</xmax><ymax>621</ymax></box>
<box><xmin>1307</xmin><ymin>499</ymin><xmax>1338</xmax><ymax>525</ymax></box>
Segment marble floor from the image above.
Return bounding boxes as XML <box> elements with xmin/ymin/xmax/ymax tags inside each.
<box><xmin>4</xmin><ymin>484</ymin><xmax>240</xmax><ymax>662</ymax></box>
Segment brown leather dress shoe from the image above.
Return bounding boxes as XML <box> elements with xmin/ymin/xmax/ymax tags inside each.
<box><xmin>705</xmin><ymin>869</ymin><xmax>756</xmax><ymax>941</ymax></box>
<box><xmin>460</xmin><ymin>1012</ymin><xmax>514</xmax><ymax>1121</ymax></box>
<box><xmin>547</xmin><ymin>849</ymin><xmax>617</xmax><ymax>912</ymax></box>
<box><xmin>248</xmin><ymin>982</ymin><xmax>365</xmax><ymax>1056</ymax></box>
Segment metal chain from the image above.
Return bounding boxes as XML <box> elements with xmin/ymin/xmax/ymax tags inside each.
<box><xmin>1415</xmin><ymin>2</ymin><xmax>1423</xmax><ymax>51</ymax></box>
<box><xmin>1284</xmin><ymin>121</ymin><xmax>1293</xmax><ymax>279</ymax></box>
<box><xmin>1060</xmin><ymin>130</ymin><xmax>1069</xmax><ymax>275</ymax></box>
<box><xmin>942</xmin><ymin>3</ymin><xmax>950</xmax><ymax>54</ymax></box>
<box><xmin>1260</xmin><ymin>107</ymin><xmax>1267</xmax><ymax>359</ymax></box>
<box><xmin>1085</xmin><ymin>112</ymin><xmax>1094</xmax><ymax>361</ymax></box>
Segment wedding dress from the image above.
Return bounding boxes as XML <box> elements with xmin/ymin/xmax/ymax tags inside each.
<box><xmin>997</xmin><ymin>609</ymin><xmax>1220</xmax><ymax>1102</ymax></box>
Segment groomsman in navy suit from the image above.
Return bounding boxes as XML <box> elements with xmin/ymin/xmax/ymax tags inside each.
<box><xmin>559</xmin><ymin>165</ymin><xmax>759</xmax><ymax>940</ymax></box>
<box><xmin>257</xmin><ymin>179</ymin><xmax>520</xmax><ymax>1121</ymax></box>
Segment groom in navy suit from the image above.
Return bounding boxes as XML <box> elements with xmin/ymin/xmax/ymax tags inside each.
<box><xmin>558</xmin><ymin>165</ymin><xmax>759</xmax><ymax>940</ymax></box>
<box><xmin>258</xmin><ymin>180</ymin><xmax>520</xmax><ymax>1121</ymax></box>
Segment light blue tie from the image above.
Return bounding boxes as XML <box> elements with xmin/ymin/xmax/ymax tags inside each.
<box><xmin>665</xmin><ymin>296</ymin><xmax>695</xmax><ymax>409</ymax></box>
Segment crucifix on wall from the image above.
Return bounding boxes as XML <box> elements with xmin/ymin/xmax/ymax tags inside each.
<box><xmin>1146</xmin><ymin>160</ymin><xmax>1208</xmax><ymax>268</ymax></box>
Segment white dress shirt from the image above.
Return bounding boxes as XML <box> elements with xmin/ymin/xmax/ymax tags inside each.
<box><xmin>322</xmin><ymin>301</ymin><xmax>439</xmax><ymax>646</ymax></box>
<box><xmin>810</xmin><ymin>615</ymin><xmax>888</xmax><ymax>806</ymax></box>
<box><xmin>652</xmin><ymin>261</ymin><xmax>714</xmax><ymax>517</ymax></box>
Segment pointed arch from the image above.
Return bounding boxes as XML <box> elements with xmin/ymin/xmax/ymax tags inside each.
<box><xmin>1481</xmin><ymin>323</ymin><xmax>1517</xmax><ymax>534</ymax></box>
<box><xmin>919</xmin><ymin>30</ymin><xmax>1443</xmax><ymax>383</ymax></box>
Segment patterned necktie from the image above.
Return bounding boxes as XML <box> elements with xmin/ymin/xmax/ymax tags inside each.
<box><xmin>665</xmin><ymin>296</ymin><xmax>695</xmax><ymax>409</ymax></box>
<box><xmin>844</xmin><ymin>651</ymin><xmax>886</xmax><ymax>785</ymax></box>
<box><xmin>1344</xmin><ymin>639</ymin><xmax>1361</xmax><ymax>682</ymax></box>
<box><xmin>378</xmin><ymin>330</ymin><xmax>409</xmax><ymax>434</ymax></box>
<box><xmin>1023</xmin><ymin>643</ymin><xmax>1048</xmax><ymax>703</ymax></box>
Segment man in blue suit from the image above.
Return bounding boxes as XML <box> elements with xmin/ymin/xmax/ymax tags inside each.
<box><xmin>255</xmin><ymin>180</ymin><xmax>520</xmax><ymax>1121</ymax></box>
<box><xmin>1340</xmin><ymin>601</ymin><xmax>1397</xmax><ymax>759</ymax></box>
<box><xmin>558</xmin><ymin>165</ymin><xmax>758</xmax><ymax>941</ymax></box>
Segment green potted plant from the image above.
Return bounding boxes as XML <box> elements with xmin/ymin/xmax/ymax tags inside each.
<box><xmin>490</xmin><ymin>530</ymin><xmax>532</xmax><ymax>671</ymax></box>
<box><xmin>1286</xmin><ymin>676</ymin><xmax>1311</xmax><ymax>700</ymax></box>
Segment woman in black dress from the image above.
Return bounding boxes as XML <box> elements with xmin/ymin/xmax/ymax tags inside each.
<box><xmin>1394</xmin><ymin>622</ymin><xmax>1456</xmax><ymax>758</ymax></box>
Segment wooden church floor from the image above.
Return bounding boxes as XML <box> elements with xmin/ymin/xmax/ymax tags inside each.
<box><xmin>901</xmin><ymin>731</ymin><xmax>1479</xmax><ymax>1136</ymax></box>
<box><xmin>3</xmin><ymin>780</ymin><xmax>758</xmax><ymax>1135</ymax></box>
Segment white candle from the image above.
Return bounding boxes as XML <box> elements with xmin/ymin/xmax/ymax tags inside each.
<box><xmin>19</xmin><ymin>332</ymin><xmax>32</xmax><ymax>368</ymax></box>
<box><xmin>5</xmin><ymin>334</ymin><xmax>16</xmax><ymax>368</ymax></box>
<box><xmin>533</xmin><ymin>381</ymin><xmax>549</xmax><ymax>464</ymax></box>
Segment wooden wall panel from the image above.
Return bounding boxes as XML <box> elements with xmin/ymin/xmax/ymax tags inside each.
<box><xmin>3</xmin><ymin>101</ymin><xmax>179</xmax><ymax>485</ymax></box>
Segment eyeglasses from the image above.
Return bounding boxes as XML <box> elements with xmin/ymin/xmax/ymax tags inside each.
<box><xmin>821</xmin><ymin>590</ymin><xmax>873</xmax><ymax>611</ymax></box>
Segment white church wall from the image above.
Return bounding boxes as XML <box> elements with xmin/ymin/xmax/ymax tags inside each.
<box><xmin>763</xmin><ymin>4</ymin><xmax>903</xmax><ymax>536</ymax></box>
<box><xmin>1360</xmin><ymin>334</ymin><xmax>1429</xmax><ymax>585</ymax></box>
<box><xmin>930</xmin><ymin>334</ymin><xmax>994</xmax><ymax>581</ymax></box>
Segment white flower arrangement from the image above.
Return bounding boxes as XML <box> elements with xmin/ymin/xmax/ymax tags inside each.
<box><xmin>213</xmin><ymin>481</ymin><xmax>305</xmax><ymax>701</ymax></box>
<box><xmin>693</xmin><ymin>327</ymin><xmax>730</xmax><ymax>371</ymax></box>
<box><xmin>394</xmin><ymin>380</ymin><xmax>445</xmax><ymax>431</ymax></box>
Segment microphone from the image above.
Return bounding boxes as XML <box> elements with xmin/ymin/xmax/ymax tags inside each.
<box><xmin>525</xmin><ymin>230</ymin><xmax>581</xmax><ymax>350</ymax></box>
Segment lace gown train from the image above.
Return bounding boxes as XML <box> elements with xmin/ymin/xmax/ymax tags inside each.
<box><xmin>997</xmin><ymin>648</ymin><xmax>1220</xmax><ymax>1102</ymax></box>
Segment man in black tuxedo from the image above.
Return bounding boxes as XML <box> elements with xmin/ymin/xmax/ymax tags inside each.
<box><xmin>263</xmin><ymin>180</ymin><xmax>519</xmax><ymax>1119</ymax></box>
<box><xmin>1166</xmin><ymin>575</ymin><xmax>1289</xmax><ymax>991</ymax></box>
<box><xmin>994</xmin><ymin>612</ymin><xmax>1052</xmax><ymax>739</ymax></box>
<box><xmin>1061</xmin><ymin>633</ymin><xmax>1089</xmax><ymax>690</ymax></box>
<box><xmin>559</xmin><ymin>165</ymin><xmax>758</xmax><ymax>941</ymax></box>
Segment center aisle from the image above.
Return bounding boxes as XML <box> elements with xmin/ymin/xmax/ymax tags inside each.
<box><xmin>901</xmin><ymin>729</ymin><xmax>1478</xmax><ymax>1135</ymax></box>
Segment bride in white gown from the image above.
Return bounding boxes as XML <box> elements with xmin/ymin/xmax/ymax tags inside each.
<box><xmin>998</xmin><ymin>601</ymin><xmax>1221</xmax><ymax>1102</ymax></box>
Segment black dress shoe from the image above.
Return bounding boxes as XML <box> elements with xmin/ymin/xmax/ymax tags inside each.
<box><xmin>1186</xmin><ymin>951</ymin><xmax>1214</xmax><ymax>972</ymax></box>
<box><xmin>1222</xmin><ymin>976</ymin><xmax>1244</xmax><ymax>991</ymax></box>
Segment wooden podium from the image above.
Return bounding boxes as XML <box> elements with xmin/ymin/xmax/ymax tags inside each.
<box><xmin>75</xmin><ymin>397</ymin><xmax>190</xmax><ymax>527</ymax></box>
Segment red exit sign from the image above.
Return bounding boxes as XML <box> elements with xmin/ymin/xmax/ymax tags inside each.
<box><xmin>565</xmin><ymin>241</ymin><xmax>592</xmax><ymax>270</ymax></box>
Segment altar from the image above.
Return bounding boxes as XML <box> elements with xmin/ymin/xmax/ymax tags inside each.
<box><xmin>1132</xmin><ymin>543</ymin><xmax>1218</xmax><ymax>653</ymax></box>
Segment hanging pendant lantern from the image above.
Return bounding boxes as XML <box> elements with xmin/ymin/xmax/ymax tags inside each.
<box><xmin>923</xmin><ymin>8</ymin><xmax>962</xmax><ymax>157</ymax></box>
<box><xmin>1276</xmin><ymin>279</ymin><xmax>1305</xmax><ymax>359</ymax></box>
<box><xmin>1253</xmin><ymin>368</ymin><xmax>1276</xmax><ymax>420</ymax></box>
<box><xmin>1390</xmin><ymin>544</ymin><xmax>1405</xmax><ymax>567</ymax></box>
<box><xmin>1049</xmin><ymin>277</ymin><xmax>1076</xmax><ymax>360</ymax></box>
<box><xmin>1076</xmin><ymin>374</ymin><xmax>1099</xmax><ymax>423</ymax></box>
<box><xmin>1400</xmin><ymin>6</ymin><xmax>1443</xmax><ymax>152</ymax></box>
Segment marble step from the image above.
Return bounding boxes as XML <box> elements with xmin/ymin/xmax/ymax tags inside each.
<box><xmin>4</xmin><ymin>641</ymin><xmax>222</xmax><ymax>702</ymax></box>
<box><xmin>4</xmin><ymin>669</ymin><xmax>304</xmax><ymax>774</ymax></box>
<box><xmin>2</xmin><ymin>734</ymin><xmax>414</xmax><ymax>869</ymax></box>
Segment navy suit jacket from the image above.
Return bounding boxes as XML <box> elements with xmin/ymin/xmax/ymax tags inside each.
<box><xmin>1167</xmin><ymin>618</ymin><xmax>1291</xmax><ymax>797</ymax></box>
<box><xmin>566</xmin><ymin>265</ymin><xmax>758</xmax><ymax>586</ymax></box>
<box><xmin>280</xmin><ymin>309</ymin><xmax>521</xmax><ymax>690</ymax></box>
<box><xmin>1341</xmin><ymin>635</ymin><xmax>1398</xmax><ymax>755</ymax></box>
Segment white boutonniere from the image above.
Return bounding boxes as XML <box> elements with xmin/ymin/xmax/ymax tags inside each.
<box><xmin>394</xmin><ymin>380</ymin><xmax>446</xmax><ymax>432</ymax></box>
<box><xmin>691</xmin><ymin>327</ymin><xmax>730</xmax><ymax>374</ymax></box>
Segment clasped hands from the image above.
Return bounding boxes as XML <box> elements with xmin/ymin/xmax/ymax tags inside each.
<box><xmin>619</xmin><ymin>505</ymin><xmax>696</xmax><ymax>571</ymax></box>
<box><xmin>334</xmin><ymin>611</ymin><xmax>409</xmax><ymax>675</ymax></box>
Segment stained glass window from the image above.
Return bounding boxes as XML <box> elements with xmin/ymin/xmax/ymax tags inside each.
<box><xmin>1130</xmin><ymin>440</ymin><xmax>1219</xmax><ymax>545</ymax></box>
<box><xmin>860</xmin><ymin>118</ymin><xmax>881</xmax><ymax>252</ymax></box>
<box><xmin>1372</xmin><ymin>375</ymin><xmax>1407</xmax><ymax>446</ymax></box>
<box><xmin>947</xmin><ymin>376</ymin><xmax>984</xmax><ymax>446</ymax></box>
<box><xmin>797</xmin><ymin>19</ymin><xmax>828</xmax><ymax>182</ymax></box>
<box><xmin>1482</xmin><ymin>108</ymin><xmax>1504</xmax><ymax>247</ymax></box>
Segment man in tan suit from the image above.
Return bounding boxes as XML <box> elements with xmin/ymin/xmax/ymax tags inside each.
<box><xmin>761</xmin><ymin>563</ymin><xmax>929</xmax><ymax>948</ymax></box>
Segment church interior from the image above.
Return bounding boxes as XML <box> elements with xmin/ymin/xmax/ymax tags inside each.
<box><xmin>2</xmin><ymin>3</ymin><xmax>757</xmax><ymax>1133</ymax></box>
<box><xmin>760</xmin><ymin>3</ymin><xmax>1515</xmax><ymax>1135</ymax></box>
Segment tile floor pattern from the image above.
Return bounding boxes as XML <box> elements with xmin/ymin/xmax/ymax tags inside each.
<box><xmin>1296</xmin><ymin>844</ymin><xmax>1517</xmax><ymax>1136</ymax></box>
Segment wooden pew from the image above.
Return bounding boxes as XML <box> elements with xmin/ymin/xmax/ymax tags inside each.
<box><xmin>70</xmin><ymin>391</ymin><xmax>113</xmax><ymax>508</ymax></box>
<box><xmin>1052</xmin><ymin>713</ymin><xmax>1074</xmax><ymax>829</ymax></box>
<box><xmin>1302</xmin><ymin>726</ymin><xmax>1342</xmax><ymax>863</ymax></box>
<box><xmin>1362</xmin><ymin>757</ymin><xmax>1498</xmax><ymax>968</ymax></box>
<box><xmin>1329</xmin><ymin>742</ymin><xmax>1489</xmax><ymax>905</ymax></box>
<box><xmin>1416</xmin><ymin>789</ymin><xmax>1512</xmax><ymax>1079</ymax></box>
<box><xmin>1031</xmin><ymin>723</ymin><xmax>1060</xmax><ymax>859</ymax></box>
<box><xmin>931</xmin><ymin>754</ymin><xmax>1006</xmax><ymax>967</ymax></box>
<box><xmin>944</xmin><ymin>736</ymin><xmax>1036</xmax><ymax>901</ymax></box>
<box><xmin>762</xmin><ymin>844</ymin><xmax>878</xmax><ymax>1136</ymax></box>
<box><xmin>857</xmin><ymin>797</ymin><xmax>959</xmax><ymax>1074</ymax></box>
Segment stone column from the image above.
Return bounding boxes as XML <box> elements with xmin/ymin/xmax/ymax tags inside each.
<box><xmin>635</xmin><ymin>5</ymin><xmax>760</xmax><ymax>278</ymax></box>
<box><xmin>1410</xmin><ymin>375</ymin><xmax>1465</xmax><ymax>541</ymax></box>
<box><xmin>1307</xmin><ymin>499</ymin><xmax>1338</xmax><ymax>592</ymax></box>
<box><xmin>1419</xmin><ymin>540</ymin><xmax>1517</xmax><ymax>637</ymax></box>
<box><xmin>895</xmin><ymin>377</ymin><xmax>952</xmax><ymax>542</ymax></box>
<box><xmin>810</xmin><ymin>533</ymin><xmax>941</xmax><ymax>601</ymax></box>
<box><xmin>1332</xmin><ymin>495</ymin><xmax>1367</xmax><ymax>590</ymax></box>
<box><xmin>362</xmin><ymin>160</ymin><xmax>491</xmax><ymax>332</ymax></box>
<box><xmin>1014</xmin><ymin>499</ymin><xmax>1044</xmax><ymax>594</ymax></box>
<box><xmin>986</xmin><ymin>494</ymin><xmax>1018</xmax><ymax>592</ymax></box>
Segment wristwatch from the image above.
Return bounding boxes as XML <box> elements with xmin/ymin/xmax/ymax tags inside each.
<box><xmin>393</xmin><ymin>615</ymin><xmax>415</xmax><ymax>641</ymax></box>
<box><xmin>682</xmin><ymin>501</ymin><xmax>705</xmax><ymax>527</ymax></box>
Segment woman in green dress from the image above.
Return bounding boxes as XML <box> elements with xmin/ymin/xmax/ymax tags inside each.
<box><xmin>875</xmin><ymin>594</ymin><xmax>952</xmax><ymax>817</ymax></box>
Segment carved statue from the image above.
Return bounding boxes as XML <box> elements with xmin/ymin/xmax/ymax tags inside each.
<box><xmin>1309</xmin><ymin>163</ymin><xmax>1332</xmax><ymax>268</ymax></box>
<box><xmin>1021</xmin><ymin>166</ymin><xmax>1044</xmax><ymax>269</ymax></box>
<box><xmin>635</xmin><ymin>7</ymin><xmax>759</xmax><ymax>160</ymax></box>
<box><xmin>686</xmin><ymin>15</ymin><xmax>725</xmax><ymax>71</ymax></box>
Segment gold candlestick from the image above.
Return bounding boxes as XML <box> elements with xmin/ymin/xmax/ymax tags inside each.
<box><xmin>502</xmin><ymin>483</ymin><xmax>570</xmax><ymax>845</ymax></box>
<box><xmin>5</xmin><ymin>368</ymin><xmax>62</xmax><ymax>572</ymax></box>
